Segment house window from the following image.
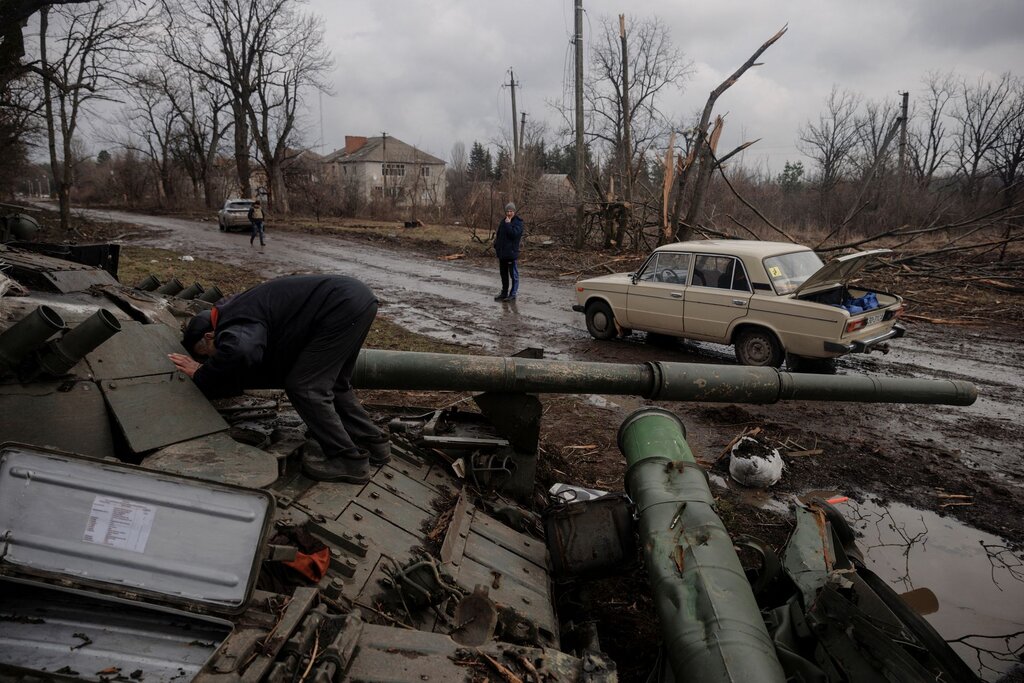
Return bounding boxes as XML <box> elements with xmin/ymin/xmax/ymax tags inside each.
<box><xmin>382</xmin><ymin>163</ymin><xmax>405</xmax><ymax>177</ymax></box>
<box><xmin>420</xmin><ymin>167</ymin><xmax>430</xmax><ymax>177</ymax></box>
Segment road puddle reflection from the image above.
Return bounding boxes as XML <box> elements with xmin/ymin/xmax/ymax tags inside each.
<box><xmin>807</xmin><ymin>493</ymin><xmax>1024</xmax><ymax>681</ymax></box>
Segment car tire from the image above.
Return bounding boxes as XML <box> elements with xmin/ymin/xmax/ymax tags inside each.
<box><xmin>219</xmin><ymin>221</ymin><xmax>226</xmax><ymax>232</ymax></box>
<box><xmin>734</xmin><ymin>327</ymin><xmax>784</xmax><ymax>367</ymax></box>
<box><xmin>585</xmin><ymin>301</ymin><xmax>618</xmax><ymax>340</ymax></box>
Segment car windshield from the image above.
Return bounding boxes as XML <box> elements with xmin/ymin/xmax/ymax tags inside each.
<box><xmin>227</xmin><ymin>201</ymin><xmax>253</xmax><ymax>210</ymax></box>
<box><xmin>763</xmin><ymin>250</ymin><xmax>824</xmax><ymax>295</ymax></box>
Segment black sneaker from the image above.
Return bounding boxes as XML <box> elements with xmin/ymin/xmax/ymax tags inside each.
<box><xmin>505</xmin><ymin>295</ymin><xmax>517</xmax><ymax>301</ymax></box>
<box><xmin>493</xmin><ymin>293</ymin><xmax>508</xmax><ymax>301</ymax></box>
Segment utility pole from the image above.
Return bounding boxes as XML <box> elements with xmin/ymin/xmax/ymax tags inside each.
<box><xmin>519</xmin><ymin>112</ymin><xmax>527</xmax><ymax>160</ymax></box>
<box><xmin>381</xmin><ymin>131</ymin><xmax>388</xmax><ymax>202</ymax></box>
<box><xmin>507</xmin><ymin>69</ymin><xmax>520</xmax><ymax>166</ymax></box>
<box><xmin>574</xmin><ymin>0</ymin><xmax>585</xmax><ymax>248</ymax></box>
<box><xmin>897</xmin><ymin>91</ymin><xmax>909</xmax><ymax>221</ymax></box>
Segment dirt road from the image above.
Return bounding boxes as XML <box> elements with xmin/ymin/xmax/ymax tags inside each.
<box><xmin>71</xmin><ymin>206</ymin><xmax>1024</xmax><ymax>679</ymax></box>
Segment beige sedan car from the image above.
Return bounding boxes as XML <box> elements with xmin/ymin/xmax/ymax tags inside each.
<box><xmin>572</xmin><ymin>240</ymin><xmax>905</xmax><ymax>367</ymax></box>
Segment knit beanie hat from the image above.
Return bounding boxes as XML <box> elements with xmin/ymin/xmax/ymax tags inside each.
<box><xmin>505</xmin><ymin>202</ymin><xmax>516</xmax><ymax>212</ymax></box>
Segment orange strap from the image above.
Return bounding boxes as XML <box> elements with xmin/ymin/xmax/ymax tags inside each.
<box><xmin>282</xmin><ymin>547</ymin><xmax>331</xmax><ymax>582</ymax></box>
<box><xmin>210</xmin><ymin>306</ymin><xmax>219</xmax><ymax>331</ymax></box>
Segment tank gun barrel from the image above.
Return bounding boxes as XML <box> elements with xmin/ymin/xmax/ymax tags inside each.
<box><xmin>353</xmin><ymin>350</ymin><xmax>977</xmax><ymax>406</ymax></box>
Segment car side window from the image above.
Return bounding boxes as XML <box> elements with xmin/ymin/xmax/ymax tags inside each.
<box><xmin>636</xmin><ymin>254</ymin><xmax>660</xmax><ymax>282</ymax></box>
<box><xmin>693</xmin><ymin>254</ymin><xmax>726</xmax><ymax>288</ymax></box>
<box><xmin>732</xmin><ymin>262</ymin><xmax>751</xmax><ymax>291</ymax></box>
<box><xmin>655</xmin><ymin>253</ymin><xmax>691</xmax><ymax>284</ymax></box>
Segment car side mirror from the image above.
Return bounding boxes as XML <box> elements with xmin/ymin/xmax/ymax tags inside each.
<box><xmin>629</xmin><ymin>272</ymin><xmax>637</xmax><ymax>284</ymax></box>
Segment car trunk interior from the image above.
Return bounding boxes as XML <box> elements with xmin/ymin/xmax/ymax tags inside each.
<box><xmin>798</xmin><ymin>285</ymin><xmax>899</xmax><ymax>313</ymax></box>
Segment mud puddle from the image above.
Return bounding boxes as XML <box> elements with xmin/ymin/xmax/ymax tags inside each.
<box><xmin>823</xmin><ymin>494</ymin><xmax>1023</xmax><ymax>681</ymax></box>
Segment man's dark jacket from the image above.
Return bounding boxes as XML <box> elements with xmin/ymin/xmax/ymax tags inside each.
<box><xmin>192</xmin><ymin>275</ymin><xmax>376</xmax><ymax>397</ymax></box>
<box><xmin>494</xmin><ymin>215</ymin><xmax>524</xmax><ymax>260</ymax></box>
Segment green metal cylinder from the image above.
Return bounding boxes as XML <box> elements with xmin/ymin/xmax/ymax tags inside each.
<box><xmin>0</xmin><ymin>305</ymin><xmax>66</xmax><ymax>373</ymax></box>
<box><xmin>177</xmin><ymin>282</ymin><xmax>205</xmax><ymax>300</ymax></box>
<box><xmin>618</xmin><ymin>408</ymin><xmax>786</xmax><ymax>683</ymax></box>
<box><xmin>134</xmin><ymin>274</ymin><xmax>161</xmax><ymax>291</ymax></box>
<box><xmin>198</xmin><ymin>285</ymin><xmax>223</xmax><ymax>303</ymax></box>
<box><xmin>352</xmin><ymin>350</ymin><xmax>977</xmax><ymax>406</ymax></box>
<box><xmin>36</xmin><ymin>308</ymin><xmax>121</xmax><ymax>376</ymax></box>
<box><xmin>155</xmin><ymin>277</ymin><xmax>183</xmax><ymax>296</ymax></box>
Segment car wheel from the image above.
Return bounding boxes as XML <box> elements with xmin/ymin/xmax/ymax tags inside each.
<box><xmin>219</xmin><ymin>221</ymin><xmax>226</xmax><ymax>232</ymax></box>
<box><xmin>585</xmin><ymin>301</ymin><xmax>618</xmax><ymax>340</ymax></box>
<box><xmin>734</xmin><ymin>328</ymin><xmax>784</xmax><ymax>367</ymax></box>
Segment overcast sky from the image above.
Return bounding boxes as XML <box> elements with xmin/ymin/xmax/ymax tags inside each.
<box><xmin>306</xmin><ymin>1</ymin><xmax>1023</xmax><ymax>173</ymax></box>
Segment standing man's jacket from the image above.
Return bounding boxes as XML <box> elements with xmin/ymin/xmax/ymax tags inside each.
<box><xmin>494</xmin><ymin>215</ymin><xmax>524</xmax><ymax>260</ymax></box>
<box><xmin>248</xmin><ymin>205</ymin><xmax>264</xmax><ymax>223</ymax></box>
<box><xmin>192</xmin><ymin>275</ymin><xmax>376</xmax><ymax>397</ymax></box>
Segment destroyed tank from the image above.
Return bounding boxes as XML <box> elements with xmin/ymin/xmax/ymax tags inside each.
<box><xmin>0</xmin><ymin>238</ymin><xmax>981</xmax><ymax>683</ymax></box>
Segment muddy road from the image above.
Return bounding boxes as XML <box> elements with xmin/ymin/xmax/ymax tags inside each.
<box><xmin>69</xmin><ymin>206</ymin><xmax>1024</xmax><ymax>678</ymax></box>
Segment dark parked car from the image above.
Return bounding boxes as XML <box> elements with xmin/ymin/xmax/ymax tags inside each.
<box><xmin>217</xmin><ymin>199</ymin><xmax>255</xmax><ymax>232</ymax></box>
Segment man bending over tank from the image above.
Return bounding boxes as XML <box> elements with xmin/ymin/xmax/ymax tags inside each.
<box><xmin>168</xmin><ymin>274</ymin><xmax>390</xmax><ymax>483</ymax></box>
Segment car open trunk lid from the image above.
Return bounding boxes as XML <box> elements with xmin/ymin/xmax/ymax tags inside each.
<box><xmin>793</xmin><ymin>249</ymin><xmax>891</xmax><ymax>297</ymax></box>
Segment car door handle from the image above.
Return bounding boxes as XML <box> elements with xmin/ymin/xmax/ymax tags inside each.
<box><xmin>671</xmin><ymin>292</ymin><xmax>683</xmax><ymax>298</ymax></box>
<box><xmin>732</xmin><ymin>299</ymin><xmax>747</xmax><ymax>306</ymax></box>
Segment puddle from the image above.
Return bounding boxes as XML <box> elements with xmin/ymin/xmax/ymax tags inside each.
<box><xmin>823</xmin><ymin>494</ymin><xmax>1024</xmax><ymax>681</ymax></box>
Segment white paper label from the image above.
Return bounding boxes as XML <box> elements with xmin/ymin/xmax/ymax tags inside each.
<box><xmin>83</xmin><ymin>496</ymin><xmax>155</xmax><ymax>554</ymax></box>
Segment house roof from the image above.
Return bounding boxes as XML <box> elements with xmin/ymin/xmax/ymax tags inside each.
<box><xmin>324</xmin><ymin>136</ymin><xmax>445</xmax><ymax>166</ymax></box>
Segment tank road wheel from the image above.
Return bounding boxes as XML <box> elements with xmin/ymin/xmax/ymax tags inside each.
<box><xmin>735</xmin><ymin>327</ymin><xmax>784</xmax><ymax>367</ymax></box>
<box><xmin>585</xmin><ymin>301</ymin><xmax>618</xmax><ymax>340</ymax></box>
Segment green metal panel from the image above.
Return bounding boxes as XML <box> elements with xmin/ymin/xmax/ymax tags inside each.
<box><xmin>87</xmin><ymin>321</ymin><xmax>185</xmax><ymax>380</ymax></box>
<box><xmin>0</xmin><ymin>380</ymin><xmax>113</xmax><ymax>458</ymax></box>
<box><xmin>101</xmin><ymin>373</ymin><xmax>228</xmax><ymax>453</ymax></box>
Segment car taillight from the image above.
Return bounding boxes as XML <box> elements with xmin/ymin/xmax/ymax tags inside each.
<box><xmin>577</xmin><ymin>287</ymin><xmax>585</xmax><ymax>292</ymax></box>
<box><xmin>846</xmin><ymin>318</ymin><xmax>866</xmax><ymax>333</ymax></box>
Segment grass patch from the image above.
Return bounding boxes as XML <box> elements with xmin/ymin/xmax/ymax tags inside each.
<box><xmin>117</xmin><ymin>245</ymin><xmax>465</xmax><ymax>355</ymax></box>
<box><xmin>118</xmin><ymin>246</ymin><xmax>263</xmax><ymax>296</ymax></box>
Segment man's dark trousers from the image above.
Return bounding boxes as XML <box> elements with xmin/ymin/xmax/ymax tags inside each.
<box><xmin>284</xmin><ymin>300</ymin><xmax>379</xmax><ymax>462</ymax></box>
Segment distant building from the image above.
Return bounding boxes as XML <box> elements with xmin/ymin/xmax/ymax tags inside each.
<box><xmin>323</xmin><ymin>135</ymin><xmax>446</xmax><ymax>207</ymax></box>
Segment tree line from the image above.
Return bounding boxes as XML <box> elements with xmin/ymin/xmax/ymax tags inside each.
<box><xmin>0</xmin><ymin>4</ymin><xmax>1020</xmax><ymax>260</ymax></box>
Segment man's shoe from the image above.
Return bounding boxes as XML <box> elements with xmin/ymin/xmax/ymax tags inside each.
<box><xmin>493</xmin><ymin>293</ymin><xmax>508</xmax><ymax>301</ymax></box>
<box><xmin>359</xmin><ymin>435</ymin><xmax>392</xmax><ymax>466</ymax></box>
<box><xmin>505</xmin><ymin>295</ymin><xmax>517</xmax><ymax>301</ymax></box>
<box><xmin>303</xmin><ymin>454</ymin><xmax>371</xmax><ymax>483</ymax></box>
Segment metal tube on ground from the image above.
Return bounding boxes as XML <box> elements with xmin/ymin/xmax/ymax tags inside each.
<box><xmin>0</xmin><ymin>305</ymin><xmax>66</xmax><ymax>373</ymax></box>
<box><xmin>353</xmin><ymin>350</ymin><xmax>977</xmax><ymax>406</ymax></box>
<box><xmin>617</xmin><ymin>408</ymin><xmax>786</xmax><ymax>683</ymax></box>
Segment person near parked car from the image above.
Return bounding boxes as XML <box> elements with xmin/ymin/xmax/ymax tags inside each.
<box><xmin>248</xmin><ymin>200</ymin><xmax>266</xmax><ymax>247</ymax></box>
<box><xmin>493</xmin><ymin>202</ymin><xmax>524</xmax><ymax>301</ymax></box>
<box><xmin>167</xmin><ymin>274</ymin><xmax>391</xmax><ymax>484</ymax></box>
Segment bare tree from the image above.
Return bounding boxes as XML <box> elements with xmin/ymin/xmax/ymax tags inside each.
<box><xmin>851</xmin><ymin>98</ymin><xmax>899</xmax><ymax>180</ymax></box>
<box><xmin>950</xmin><ymin>72</ymin><xmax>1013</xmax><ymax>203</ymax></box>
<box><xmin>991</xmin><ymin>76</ymin><xmax>1024</xmax><ymax>259</ymax></box>
<box><xmin>35</xmin><ymin>1</ymin><xmax>152</xmax><ymax>228</ymax></box>
<box><xmin>160</xmin><ymin>0</ymin><xmax>330</xmax><ymax>212</ymax></box>
<box><xmin>584</xmin><ymin>14</ymin><xmax>691</xmax><ymax>248</ymax></box>
<box><xmin>115</xmin><ymin>71</ymin><xmax>181</xmax><ymax>205</ymax></box>
<box><xmin>0</xmin><ymin>0</ymin><xmax>90</xmax><ymax>88</ymax></box>
<box><xmin>798</xmin><ymin>86</ymin><xmax>862</xmax><ymax>224</ymax></box>
<box><xmin>246</xmin><ymin>7</ymin><xmax>331</xmax><ymax>213</ymax></box>
<box><xmin>908</xmin><ymin>71</ymin><xmax>955</xmax><ymax>188</ymax></box>
<box><xmin>670</xmin><ymin>25</ymin><xmax>786</xmax><ymax>242</ymax></box>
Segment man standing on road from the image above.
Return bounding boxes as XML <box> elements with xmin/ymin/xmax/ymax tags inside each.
<box><xmin>248</xmin><ymin>200</ymin><xmax>266</xmax><ymax>248</ymax></box>
<box><xmin>167</xmin><ymin>274</ymin><xmax>391</xmax><ymax>483</ymax></box>
<box><xmin>493</xmin><ymin>202</ymin><xmax>524</xmax><ymax>302</ymax></box>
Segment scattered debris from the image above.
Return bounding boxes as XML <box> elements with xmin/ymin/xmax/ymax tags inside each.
<box><xmin>729</xmin><ymin>436</ymin><xmax>784</xmax><ymax>488</ymax></box>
